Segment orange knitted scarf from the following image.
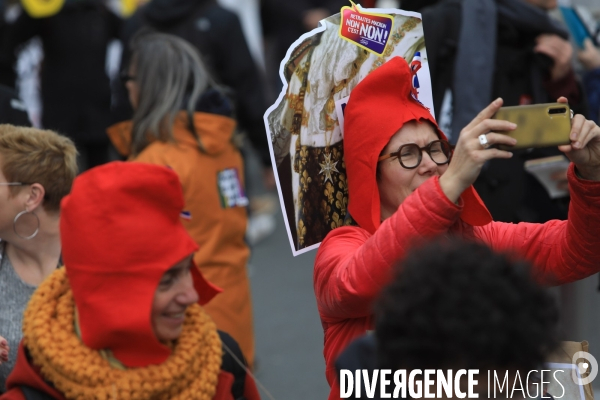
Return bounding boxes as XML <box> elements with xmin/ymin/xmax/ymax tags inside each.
<box><xmin>22</xmin><ymin>268</ymin><xmax>223</xmax><ymax>400</ymax></box>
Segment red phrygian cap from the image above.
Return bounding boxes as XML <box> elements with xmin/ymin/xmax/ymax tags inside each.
<box><xmin>60</xmin><ymin>161</ymin><xmax>221</xmax><ymax>368</ymax></box>
<box><xmin>344</xmin><ymin>56</ymin><xmax>492</xmax><ymax>234</ymax></box>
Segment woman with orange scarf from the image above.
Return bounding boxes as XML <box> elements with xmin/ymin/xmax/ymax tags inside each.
<box><xmin>1</xmin><ymin>162</ymin><xmax>260</xmax><ymax>400</ymax></box>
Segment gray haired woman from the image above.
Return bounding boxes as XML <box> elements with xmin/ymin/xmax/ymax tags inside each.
<box><xmin>107</xmin><ymin>32</ymin><xmax>256</xmax><ymax>366</ymax></box>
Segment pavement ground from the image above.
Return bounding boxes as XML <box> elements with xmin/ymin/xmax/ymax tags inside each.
<box><xmin>249</xmin><ymin>209</ymin><xmax>330</xmax><ymax>400</ymax></box>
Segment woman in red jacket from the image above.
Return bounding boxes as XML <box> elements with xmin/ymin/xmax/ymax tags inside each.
<box><xmin>1</xmin><ymin>162</ymin><xmax>260</xmax><ymax>400</ymax></box>
<box><xmin>314</xmin><ymin>56</ymin><xmax>600</xmax><ymax>400</ymax></box>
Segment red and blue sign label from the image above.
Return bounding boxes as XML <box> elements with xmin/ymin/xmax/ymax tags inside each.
<box><xmin>339</xmin><ymin>2</ymin><xmax>394</xmax><ymax>56</ymax></box>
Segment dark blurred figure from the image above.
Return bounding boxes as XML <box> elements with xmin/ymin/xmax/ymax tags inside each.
<box><xmin>116</xmin><ymin>0</ymin><xmax>271</xmax><ymax>166</ymax></box>
<box><xmin>0</xmin><ymin>0</ymin><xmax>121</xmax><ymax>170</ymax></box>
<box><xmin>0</xmin><ymin>85</ymin><xmax>30</xmax><ymax>126</ymax></box>
<box><xmin>400</xmin><ymin>0</ymin><xmax>441</xmax><ymax>12</ymax></box>
<box><xmin>336</xmin><ymin>239</ymin><xmax>559</xmax><ymax>399</ymax></box>
<box><xmin>261</xmin><ymin>0</ymin><xmax>360</xmax><ymax>61</ymax></box>
<box><xmin>578</xmin><ymin>38</ymin><xmax>600</xmax><ymax>123</ymax></box>
<box><xmin>422</xmin><ymin>0</ymin><xmax>588</xmax><ymax>223</ymax></box>
<box><xmin>0</xmin><ymin>0</ymin><xmax>18</xmax><ymax>87</ymax></box>
<box><xmin>261</xmin><ymin>0</ymin><xmax>349</xmax><ymax>94</ymax></box>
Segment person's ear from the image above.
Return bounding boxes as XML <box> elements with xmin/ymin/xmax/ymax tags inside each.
<box><xmin>24</xmin><ymin>183</ymin><xmax>45</xmax><ymax>212</ymax></box>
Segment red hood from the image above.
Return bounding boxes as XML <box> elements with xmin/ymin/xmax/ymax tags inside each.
<box><xmin>4</xmin><ymin>343</ymin><xmax>65</xmax><ymax>399</ymax></box>
<box><xmin>344</xmin><ymin>56</ymin><xmax>491</xmax><ymax>234</ymax></box>
<box><xmin>59</xmin><ymin>162</ymin><xmax>221</xmax><ymax>368</ymax></box>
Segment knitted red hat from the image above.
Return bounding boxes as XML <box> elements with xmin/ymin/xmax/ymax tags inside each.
<box><xmin>60</xmin><ymin>161</ymin><xmax>221</xmax><ymax>368</ymax></box>
<box><xmin>344</xmin><ymin>56</ymin><xmax>492</xmax><ymax>234</ymax></box>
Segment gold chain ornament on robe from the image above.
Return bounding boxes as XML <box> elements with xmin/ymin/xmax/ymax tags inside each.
<box><xmin>289</xmin><ymin>43</ymin><xmax>369</xmax><ymax>248</ymax></box>
<box><xmin>319</xmin><ymin>94</ymin><xmax>339</xmax><ymax>184</ymax></box>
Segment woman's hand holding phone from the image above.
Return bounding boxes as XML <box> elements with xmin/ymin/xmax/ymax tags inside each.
<box><xmin>556</xmin><ymin>96</ymin><xmax>600</xmax><ymax>181</ymax></box>
<box><xmin>439</xmin><ymin>98</ymin><xmax>517</xmax><ymax>203</ymax></box>
<box><xmin>442</xmin><ymin>96</ymin><xmax>600</xmax><ymax>204</ymax></box>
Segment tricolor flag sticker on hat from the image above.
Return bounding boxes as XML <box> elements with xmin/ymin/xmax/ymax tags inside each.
<box><xmin>338</xmin><ymin>1</ymin><xmax>394</xmax><ymax>56</ymax></box>
<box><xmin>410</xmin><ymin>52</ymin><xmax>422</xmax><ymax>101</ymax></box>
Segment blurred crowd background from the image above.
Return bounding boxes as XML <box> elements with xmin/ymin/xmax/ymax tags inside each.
<box><xmin>0</xmin><ymin>0</ymin><xmax>599</xmax><ymax>398</ymax></box>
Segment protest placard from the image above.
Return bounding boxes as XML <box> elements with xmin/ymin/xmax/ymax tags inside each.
<box><xmin>264</xmin><ymin>4</ymin><xmax>435</xmax><ymax>255</ymax></box>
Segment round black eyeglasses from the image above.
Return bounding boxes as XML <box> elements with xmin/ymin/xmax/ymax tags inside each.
<box><xmin>378</xmin><ymin>140</ymin><xmax>453</xmax><ymax>169</ymax></box>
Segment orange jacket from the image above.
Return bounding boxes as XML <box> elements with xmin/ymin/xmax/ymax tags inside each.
<box><xmin>107</xmin><ymin>112</ymin><xmax>254</xmax><ymax>365</ymax></box>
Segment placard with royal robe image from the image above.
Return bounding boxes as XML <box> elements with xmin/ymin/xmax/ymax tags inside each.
<box><xmin>264</xmin><ymin>3</ymin><xmax>436</xmax><ymax>256</ymax></box>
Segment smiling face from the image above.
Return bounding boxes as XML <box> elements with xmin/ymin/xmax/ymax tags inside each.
<box><xmin>377</xmin><ymin>120</ymin><xmax>449</xmax><ymax>221</ymax></box>
<box><xmin>151</xmin><ymin>254</ymin><xmax>199</xmax><ymax>342</ymax></box>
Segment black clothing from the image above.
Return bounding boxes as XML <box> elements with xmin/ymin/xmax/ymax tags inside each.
<box><xmin>422</xmin><ymin>0</ymin><xmax>586</xmax><ymax>223</ymax></box>
<box><xmin>260</xmin><ymin>0</ymin><xmax>348</xmax><ymax>101</ymax></box>
<box><xmin>261</xmin><ymin>0</ymin><xmax>348</xmax><ymax>62</ymax></box>
<box><xmin>143</xmin><ymin>0</ymin><xmax>200</xmax><ymax>24</ymax></box>
<box><xmin>20</xmin><ymin>387</ymin><xmax>52</xmax><ymax>400</ymax></box>
<box><xmin>400</xmin><ymin>0</ymin><xmax>443</xmax><ymax>12</ymax></box>
<box><xmin>2</xmin><ymin>1</ymin><xmax>121</xmax><ymax>150</ymax></box>
<box><xmin>335</xmin><ymin>334</ymin><xmax>381</xmax><ymax>400</ymax></box>
<box><xmin>422</xmin><ymin>0</ymin><xmax>585</xmax><ymax>127</ymax></box>
<box><xmin>260</xmin><ymin>0</ymin><xmax>346</xmax><ymax>90</ymax></box>
<box><xmin>117</xmin><ymin>0</ymin><xmax>271</xmax><ymax>165</ymax></box>
<box><xmin>218</xmin><ymin>331</ymin><xmax>248</xmax><ymax>400</ymax></box>
<box><xmin>335</xmin><ymin>334</ymin><xmax>378</xmax><ymax>375</ymax></box>
<box><xmin>0</xmin><ymin>85</ymin><xmax>30</xmax><ymax>126</ymax></box>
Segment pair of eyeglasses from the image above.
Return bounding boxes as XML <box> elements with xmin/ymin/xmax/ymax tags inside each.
<box><xmin>378</xmin><ymin>140</ymin><xmax>453</xmax><ymax>169</ymax></box>
<box><xmin>0</xmin><ymin>182</ymin><xmax>30</xmax><ymax>186</ymax></box>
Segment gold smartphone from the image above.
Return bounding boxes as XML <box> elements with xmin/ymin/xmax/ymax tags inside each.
<box><xmin>492</xmin><ymin>103</ymin><xmax>572</xmax><ymax>150</ymax></box>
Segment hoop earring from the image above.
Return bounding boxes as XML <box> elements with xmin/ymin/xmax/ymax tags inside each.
<box><xmin>13</xmin><ymin>210</ymin><xmax>40</xmax><ymax>240</ymax></box>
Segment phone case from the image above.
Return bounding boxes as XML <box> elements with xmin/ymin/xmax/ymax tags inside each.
<box><xmin>493</xmin><ymin>103</ymin><xmax>572</xmax><ymax>150</ymax></box>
